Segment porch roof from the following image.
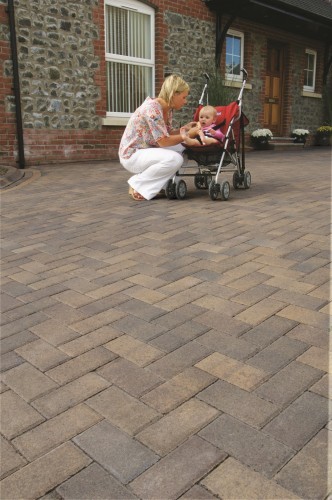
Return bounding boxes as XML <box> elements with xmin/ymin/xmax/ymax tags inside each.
<box><xmin>203</xmin><ymin>0</ymin><xmax>332</xmax><ymax>43</ymax></box>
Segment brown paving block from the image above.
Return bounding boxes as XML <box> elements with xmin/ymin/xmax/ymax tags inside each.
<box><xmin>235</xmin><ymin>298</ymin><xmax>285</xmax><ymax>326</ymax></box>
<box><xmin>1</xmin><ymin>362</ymin><xmax>59</xmax><ymax>401</ymax></box>
<box><xmin>29</xmin><ymin>319</ymin><xmax>81</xmax><ymax>346</ymax></box>
<box><xmin>8</xmin><ymin>270</ymin><xmax>41</xmax><ymax>285</ymax></box>
<box><xmin>149</xmin><ymin>322</ymin><xmax>209</xmax><ymax>353</ymax></box>
<box><xmin>246</xmin><ymin>336</ymin><xmax>308</xmax><ymax>374</ymax></box>
<box><xmin>45</xmin><ymin>346</ymin><xmax>116</xmax><ymax>384</ymax></box>
<box><xmin>286</xmin><ymin>323</ymin><xmax>328</xmax><ymax>349</ymax></box>
<box><xmin>41</xmin><ymin>302</ymin><xmax>89</xmax><ymax>326</ymax></box>
<box><xmin>180</xmin><ymin>484</ymin><xmax>217</xmax><ymax>499</ymax></box>
<box><xmin>141</xmin><ymin>381</ymin><xmax>194</xmax><ymax>414</ymax></box>
<box><xmin>104</xmin><ymin>335</ymin><xmax>164</xmax><ymax>367</ymax></box>
<box><xmin>0</xmin><ymin>330</ymin><xmax>38</xmax><ymax>354</ymax></box>
<box><xmin>97</xmin><ymin>357</ymin><xmax>163</xmax><ymax>397</ymax></box>
<box><xmin>77</xmin><ymin>293</ymin><xmax>129</xmax><ymax>316</ymax></box>
<box><xmin>127</xmin><ymin>273</ymin><xmax>167</xmax><ymax>289</ymax></box>
<box><xmin>3</xmin><ymin>298</ymin><xmax>58</xmax><ymax>322</ymax></box>
<box><xmin>253</xmin><ymin>254</ymin><xmax>296</xmax><ymax>268</ymax></box>
<box><xmin>292</xmin><ymin>256</ymin><xmax>329</xmax><ymax>273</ymax></box>
<box><xmin>123</xmin><ymin>285</ymin><xmax>167</xmax><ymax>304</ymax></box>
<box><xmin>156</xmin><ymin>287</ymin><xmax>206</xmax><ymax>312</ymax></box>
<box><xmin>196</xmin><ymin>352</ymin><xmax>267</xmax><ymax>390</ymax></box>
<box><xmin>0</xmin><ymin>442</ymin><xmax>91</xmax><ymax>500</ymax></box>
<box><xmin>195</xmin><ymin>310</ymin><xmax>250</xmax><ymax>337</ymax></box>
<box><xmin>277</xmin><ymin>305</ymin><xmax>329</xmax><ymax>330</ymax></box>
<box><xmin>151</xmin><ymin>304</ymin><xmax>204</xmax><ymax>330</ymax></box>
<box><xmin>56</xmin><ymin>463</ymin><xmax>137</xmax><ymax>499</ymax></box>
<box><xmin>198</xmin><ymin>379</ymin><xmax>279</xmax><ymax>428</ymax></box>
<box><xmin>0</xmin><ymin>351</ymin><xmax>25</xmax><ymax>372</ymax></box>
<box><xmin>271</xmin><ymin>289</ymin><xmax>327</xmax><ymax>311</ymax></box>
<box><xmin>196</xmin><ymin>329</ymin><xmax>258</xmax><ymax>361</ymax></box>
<box><xmin>73</xmin><ymin>419</ymin><xmax>159</xmax><ymax>484</ymax></box>
<box><xmin>231</xmin><ymin>284</ymin><xmax>277</xmax><ymax>306</ymax></box>
<box><xmin>116</xmin><ymin>298</ymin><xmax>166</xmax><ymax>322</ymax></box>
<box><xmin>241</xmin><ymin>316</ymin><xmax>297</xmax><ymax>348</ymax></box>
<box><xmin>13</xmin><ymin>403</ymin><xmax>102</xmax><ymax>461</ymax></box>
<box><xmin>15</xmin><ymin>339</ymin><xmax>69</xmax><ymax>372</ymax></box>
<box><xmin>309</xmin><ymin>281</ymin><xmax>330</xmax><ymax>300</ymax></box>
<box><xmin>275</xmin><ymin>429</ymin><xmax>330</xmax><ymax>499</ymax></box>
<box><xmin>157</xmin><ymin>276</ymin><xmax>203</xmax><ymax>296</ymax></box>
<box><xmin>52</xmin><ymin>290</ymin><xmax>95</xmax><ymax>308</ymax></box>
<box><xmin>297</xmin><ymin>346</ymin><xmax>329</xmax><ymax>372</ymax></box>
<box><xmin>226</xmin><ymin>272</ymin><xmax>269</xmax><ymax>292</ymax></box>
<box><xmin>136</xmin><ymin>398</ymin><xmax>219</xmax><ymax>456</ymax></box>
<box><xmin>255</xmin><ymin>361</ymin><xmax>324</xmax><ymax>406</ymax></box>
<box><xmin>0</xmin><ymin>436</ymin><xmax>27</xmax><ymax>480</ymax></box>
<box><xmin>310</xmin><ymin>374</ymin><xmax>331</xmax><ymax>399</ymax></box>
<box><xmin>1</xmin><ymin>311</ymin><xmax>49</xmax><ymax>339</ymax></box>
<box><xmin>130</xmin><ymin>436</ymin><xmax>225</xmax><ymax>499</ymax></box>
<box><xmin>59</xmin><ymin>325</ymin><xmax>122</xmax><ymax>357</ymax></box>
<box><xmin>112</xmin><ymin>315</ymin><xmax>166</xmax><ymax>341</ymax></box>
<box><xmin>201</xmin><ymin>457</ymin><xmax>300</xmax><ymax>499</ymax></box>
<box><xmin>0</xmin><ymin>390</ymin><xmax>45</xmax><ymax>439</ymax></box>
<box><xmin>264</xmin><ymin>275</ymin><xmax>316</xmax><ymax>293</ymax></box>
<box><xmin>69</xmin><ymin>308</ymin><xmax>126</xmax><ymax>334</ymax></box>
<box><xmin>148</xmin><ymin>342</ymin><xmax>211</xmax><ymax>379</ymax></box>
<box><xmin>193</xmin><ymin>295</ymin><xmax>246</xmax><ymax>316</ymax></box>
<box><xmin>264</xmin><ymin>391</ymin><xmax>328</xmax><ymax>450</ymax></box>
<box><xmin>86</xmin><ymin>280</ymin><xmax>134</xmax><ymax>299</ymax></box>
<box><xmin>32</xmin><ymin>372</ymin><xmax>109</xmax><ymax>418</ymax></box>
<box><xmin>87</xmin><ymin>386</ymin><xmax>159</xmax><ymax>435</ymax></box>
<box><xmin>258</xmin><ymin>265</ymin><xmax>305</xmax><ymax>280</ymax></box>
<box><xmin>199</xmin><ymin>414</ymin><xmax>294</xmax><ymax>478</ymax></box>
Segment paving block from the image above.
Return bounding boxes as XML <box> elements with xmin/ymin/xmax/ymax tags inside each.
<box><xmin>58</xmin><ymin>325</ymin><xmax>122</xmax><ymax>356</ymax></box>
<box><xmin>180</xmin><ymin>484</ymin><xmax>217</xmax><ymax>499</ymax></box>
<box><xmin>13</xmin><ymin>403</ymin><xmax>102</xmax><ymax>461</ymax></box>
<box><xmin>195</xmin><ymin>329</ymin><xmax>259</xmax><ymax>360</ymax></box>
<box><xmin>32</xmin><ymin>372</ymin><xmax>109</xmax><ymax>418</ymax></box>
<box><xmin>15</xmin><ymin>339</ymin><xmax>69</xmax><ymax>371</ymax></box>
<box><xmin>270</xmin><ymin>288</ymin><xmax>327</xmax><ymax>311</ymax></box>
<box><xmin>116</xmin><ymin>298</ymin><xmax>166</xmax><ymax>322</ymax></box>
<box><xmin>286</xmin><ymin>323</ymin><xmax>328</xmax><ymax>349</ymax></box>
<box><xmin>73</xmin><ymin>420</ymin><xmax>159</xmax><ymax>484</ymax></box>
<box><xmin>0</xmin><ymin>442</ymin><xmax>91</xmax><ymax>500</ymax></box>
<box><xmin>199</xmin><ymin>414</ymin><xmax>294</xmax><ymax>478</ymax></box>
<box><xmin>151</xmin><ymin>304</ymin><xmax>204</xmax><ymax>330</ymax></box>
<box><xmin>0</xmin><ymin>390</ymin><xmax>45</xmax><ymax>439</ymax></box>
<box><xmin>0</xmin><ymin>330</ymin><xmax>38</xmax><ymax>355</ymax></box>
<box><xmin>69</xmin><ymin>308</ymin><xmax>126</xmax><ymax>334</ymax></box>
<box><xmin>147</xmin><ymin>342</ymin><xmax>212</xmax><ymax>379</ymax></box>
<box><xmin>195</xmin><ymin>310</ymin><xmax>250</xmax><ymax>337</ymax></box>
<box><xmin>86</xmin><ymin>385</ymin><xmax>159</xmax><ymax>435</ymax></box>
<box><xmin>29</xmin><ymin>318</ymin><xmax>81</xmax><ymax>346</ymax></box>
<box><xmin>192</xmin><ymin>295</ymin><xmax>246</xmax><ymax>316</ymax></box>
<box><xmin>130</xmin><ymin>436</ymin><xmax>226</xmax><ymax>499</ymax></box>
<box><xmin>45</xmin><ymin>346</ymin><xmax>116</xmax><ymax>384</ymax></box>
<box><xmin>201</xmin><ymin>457</ymin><xmax>300</xmax><ymax>499</ymax></box>
<box><xmin>1</xmin><ymin>362</ymin><xmax>59</xmax><ymax>402</ymax></box>
<box><xmin>0</xmin><ymin>436</ymin><xmax>27</xmax><ymax>480</ymax></box>
<box><xmin>196</xmin><ymin>352</ymin><xmax>267</xmax><ymax>390</ymax></box>
<box><xmin>198</xmin><ymin>380</ymin><xmax>279</xmax><ymax>428</ymax></box>
<box><xmin>277</xmin><ymin>304</ymin><xmax>329</xmax><ymax>330</ymax></box>
<box><xmin>241</xmin><ymin>316</ymin><xmax>297</xmax><ymax>348</ymax></box>
<box><xmin>296</xmin><ymin>346</ymin><xmax>329</xmax><ymax>372</ymax></box>
<box><xmin>1</xmin><ymin>312</ymin><xmax>49</xmax><ymax>339</ymax></box>
<box><xmin>104</xmin><ymin>334</ymin><xmax>164</xmax><ymax>367</ymax></box>
<box><xmin>56</xmin><ymin>463</ymin><xmax>137</xmax><ymax>499</ymax></box>
<box><xmin>275</xmin><ymin>429</ymin><xmax>330</xmax><ymax>499</ymax></box>
<box><xmin>231</xmin><ymin>284</ymin><xmax>278</xmax><ymax>307</ymax></box>
<box><xmin>97</xmin><ymin>357</ymin><xmax>163</xmax><ymax>397</ymax></box>
<box><xmin>263</xmin><ymin>391</ymin><xmax>328</xmax><ymax>450</ymax></box>
<box><xmin>0</xmin><ymin>351</ymin><xmax>25</xmax><ymax>372</ymax></box>
<box><xmin>136</xmin><ymin>398</ymin><xmax>219</xmax><ymax>456</ymax></box>
<box><xmin>310</xmin><ymin>373</ymin><xmax>331</xmax><ymax>399</ymax></box>
<box><xmin>255</xmin><ymin>360</ymin><xmax>324</xmax><ymax>406</ymax></box>
<box><xmin>235</xmin><ymin>298</ymin><xmax>285</xmax><ymax>326</ymax></box>
<box><xmin>112</xmin><ymin>314</ymin><xmax>166</xmax><ymax>341</ymax></box>
<box><xmin>246</xmin><ymin>336</ymin><xmax>308</xmax><ymax>374</ymax></box>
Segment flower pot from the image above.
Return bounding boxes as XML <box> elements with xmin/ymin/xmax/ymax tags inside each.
<box><xmin>315</xmin><ymin>134</ymin><xmax>331</xmax><ymax>146</ymax></box>
<box><xmin>293</xmin><ymin>136</ymin><xmax>306</xmax><ymax>144</ymax></box>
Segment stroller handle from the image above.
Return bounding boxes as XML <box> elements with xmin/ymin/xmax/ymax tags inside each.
<box><xmin>241</xmin><ymin>68</ymin><xmax>248</xmax><ymax>80</ymax></box>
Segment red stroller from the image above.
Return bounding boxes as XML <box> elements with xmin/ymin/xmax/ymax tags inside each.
<box><xmin>165</xmin><ymin>68</ymin><xmax>251</xmax><ymax>201</ymax></box>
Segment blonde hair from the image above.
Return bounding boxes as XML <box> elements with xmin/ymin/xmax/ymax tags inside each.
<box><xmin>199</xmin><ymin>105</ymin><xmax>217</xmax><ymax>118</ymax></box>
<box><xmin>158</xmin><ymin>74</ymin><xmax>190</xmax><ymax>106</ymax></box>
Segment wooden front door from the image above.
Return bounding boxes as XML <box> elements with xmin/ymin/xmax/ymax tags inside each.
<box><xmin>264</xmin><ymin>42</ymin><xmax>285</xmax><ymax>136</ymax></box>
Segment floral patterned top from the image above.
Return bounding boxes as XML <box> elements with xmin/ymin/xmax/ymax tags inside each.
<box><xmin>119</xmin><ymin>97</ymin><xmax>173</xmax><ymax>160</ymax></box>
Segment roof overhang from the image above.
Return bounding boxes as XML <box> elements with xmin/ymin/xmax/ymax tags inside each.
<box><xmin>203</xmin><ymin>0</ymin><xmax>332</xmax><ymax>43</ymax></box>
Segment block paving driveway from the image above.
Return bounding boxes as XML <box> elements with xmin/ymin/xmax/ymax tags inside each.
<box><xmin>1</xmin><ymin>148</ymin><xmax>331</xmax><ymax>499</ymax></box>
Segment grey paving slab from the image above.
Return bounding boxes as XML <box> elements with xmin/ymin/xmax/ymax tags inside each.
<box><xmin>1</xmin><ymin>149</ymin><xmax>330</xmax><ymax>499</ymax></box>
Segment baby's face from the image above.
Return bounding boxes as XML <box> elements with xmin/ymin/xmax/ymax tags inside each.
<box><xmin>199</xmin><ymin>111</ymin><xmax>215</xmax><ymax>127</ymax></box>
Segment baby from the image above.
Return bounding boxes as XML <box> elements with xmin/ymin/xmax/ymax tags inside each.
<box><xmin>182</xmin><ymin>105</ymin><xmax>225</xmax><ymax>146</ymax></box>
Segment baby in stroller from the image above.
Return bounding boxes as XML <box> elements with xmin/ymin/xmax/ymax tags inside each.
<box><xmin>182</xmin><ymin>105</ymin><xmax>225</xmax><ymax>146</ymax></box>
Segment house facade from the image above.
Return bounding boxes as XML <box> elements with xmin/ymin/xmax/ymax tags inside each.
<box><xmin>1</xmin><ymin>0</ymin><xmax>331</xmax><ymax>168</ymax></box>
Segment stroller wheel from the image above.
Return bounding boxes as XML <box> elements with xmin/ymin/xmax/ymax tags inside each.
<box><xmin>244</xmin><ymin>171</ymin><xmax>251</xmax><ymax>189</ymax></box>
<box><xmin>176</xmin><ymin>180</ymin><xmax>187</xmax><ymax>200</ymax></box>
<box><xmin>209</xmin><ymin>180</ymin><xmax>219</xmax><ymax>201</ymax></box>
<box><xmin>166</xmin><ymin>179</ymin><xmax>177</xmax><ymax>199</ymax></box>
<box><xmin>233</xmin><ymin>171</ymin><xmax>241</xmax><ymax>189</ymax></box>
<box><xmin>220</xmin><ymin>180</ymin><xmax>230</xmax><ymax>201</ymax></box>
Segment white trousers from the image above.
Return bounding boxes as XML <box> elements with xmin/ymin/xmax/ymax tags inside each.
<box><xmin>120</xmin><ymin>144</ymin><xmax>185</xmax><ymax>200</ymax></box>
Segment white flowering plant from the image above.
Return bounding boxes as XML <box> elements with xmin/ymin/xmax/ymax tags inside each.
<box><xmin>291</xmin><ymin>128</ymin><xmax>309</xmax><ymax>137</ymax></box>
<box><xmin>251</xmin><ymin>128</ymin><xmax>273</xmax><ymax>140</ymax></box>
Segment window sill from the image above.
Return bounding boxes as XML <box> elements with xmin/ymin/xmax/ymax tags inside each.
<box><xmin>102</xmin><ymin>116</ymin><xmax>129</xmax><ymax>127</ymax></box>
<box><xmin>224</xmin><ymin>80</ymin><xmax>252</xmax><ymax>90</ymax></box>
<box><xmin>301</xmin><ymin>91</ymin><xmax>322</xmax><ymax>99</ymax></box>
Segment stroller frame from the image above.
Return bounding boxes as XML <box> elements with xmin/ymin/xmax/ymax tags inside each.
<box><xmin>166</xmin><ymin>68</ymin><xmax>251</xmax><ymax>201</ymax></box>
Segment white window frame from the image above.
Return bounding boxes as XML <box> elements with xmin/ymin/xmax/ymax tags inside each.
<box><xmin>104</xmin><ymin>0</ymin><xmax>155</xmax><ymax>118</ymax></box>
<box><xmin>303</xmin><ymin>49</ymin><xmax>317</xmax><ymax>92</ymax></box>
<box><xmin>225</xmin><ymin>29</ymin><xmax>244</xmax><ymax>82</ymax></box>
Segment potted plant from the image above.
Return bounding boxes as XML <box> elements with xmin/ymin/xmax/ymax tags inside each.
<box><xmin>291</xmin><ymin>128</ymin><xmax>309</xmax><ymax>143</ymax></box>
<box><xmin>251</xmin><ymin>128</ymin><xmax>273</xmax><ymax>149</ymax></box>
<box><xmin>315</xmin><ymin>125</ymin><xmax>332</xmax><ymax>146</ymax></box>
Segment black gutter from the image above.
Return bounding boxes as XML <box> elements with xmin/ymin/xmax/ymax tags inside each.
<box><xmin>7</xmin><ymin>0</ymin><xmax>25</xmax><ymax>169</ymax></box>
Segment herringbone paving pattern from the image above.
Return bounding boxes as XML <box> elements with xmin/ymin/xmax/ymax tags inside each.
<box><xmin>1</xmin><ymin>148</ymin><xmax>330</xmax><ymax>499</ymax></box>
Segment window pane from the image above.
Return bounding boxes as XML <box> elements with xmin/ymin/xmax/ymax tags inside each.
<box><xmin>226</xmin><ymin>34</ymin><xmax>242</xmax><ymax>76</ymax></box>
<box><xmin>107</xmin><ymin>61</ymin><xmax>152</xmax><ymax>113</ymax></box>
<box><xmin>304</xmin><ymin>52</ymin><xmax>315</xmax><ymax>88</ymax></box>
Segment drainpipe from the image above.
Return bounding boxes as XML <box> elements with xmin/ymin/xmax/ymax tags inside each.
<box><xmin>7</xmin><ymin>0</ymin><xmax>25</xmax><ymax>169</ymax></box>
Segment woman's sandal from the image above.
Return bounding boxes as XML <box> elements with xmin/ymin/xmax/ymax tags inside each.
<box><xmin>129</xmin><ymin>187</ymin><xmax>145</xmax><ymax>201</ymax></box>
